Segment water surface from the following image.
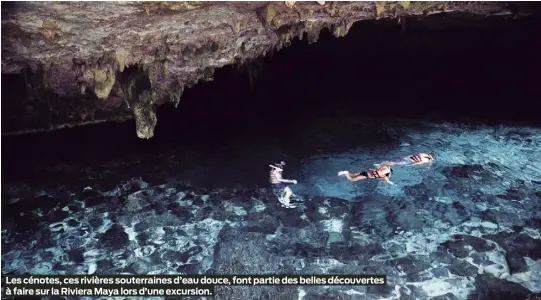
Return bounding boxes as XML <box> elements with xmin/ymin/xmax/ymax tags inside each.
<box><xmin>2</xmin><ymin>116</ymin><xmax>541</xmax><ymax>300</ymax></box>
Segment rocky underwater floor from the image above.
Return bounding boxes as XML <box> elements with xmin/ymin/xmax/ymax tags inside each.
<box><xmin>2</xmin><ymin>116</ymin><xmax>541</xmax><ymax>300</ymax></box>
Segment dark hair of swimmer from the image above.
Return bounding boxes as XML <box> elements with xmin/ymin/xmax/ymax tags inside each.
<box><xmin>429</xmin><ymin>153</ymin><xmax>436</xmax><ymax>159</ymax></box>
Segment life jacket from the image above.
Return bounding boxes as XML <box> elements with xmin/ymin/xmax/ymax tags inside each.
<box><xmin>410</xmin><ymin>154</ymin><xmax>423</xmax><ymax>163</ymax></box>
<box><xmin>369</xmin><ymin>166</ymin><xmax>390</xmax><ymax>178</ymax></box>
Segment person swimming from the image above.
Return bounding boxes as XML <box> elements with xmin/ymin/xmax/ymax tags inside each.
<box><xmin>338</xmin><ymin>165</ymin><xmax>394</xmax><ymax>185</ymax></box>
<box><xmin>374</xmin><ymin>152</ymin><xmax>435</xmax><ymax>168</ymax></box>
<box><xmin>269</xmin><ymin>161</ymin><xmax>298</xmax><ymax>208</ymax></box>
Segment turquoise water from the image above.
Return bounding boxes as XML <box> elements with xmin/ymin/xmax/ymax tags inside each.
<box><xmin>2</xmin><ymin>117</ymin><xmax>540</xmax><ymax>300</ymax></box>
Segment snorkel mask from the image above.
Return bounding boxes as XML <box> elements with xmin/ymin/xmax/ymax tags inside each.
<box><xmin>270</xmin><ymin>161</ymin><xmax>286</xmax><ymax>171</ymax></box>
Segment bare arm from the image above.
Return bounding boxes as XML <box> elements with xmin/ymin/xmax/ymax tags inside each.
<box><xmin>344</xmin><ymin>173</ymin><xmax>365</xmax><ymax>182</ymax></box>
<box><xmin>279</xmin><ymin>178</ymin><xmax>297</xmax><ymax>184</ymax></box>
<box><xmin>383</xmin><ymin>176</ymin><xmax>395</xmax><ymax>185</ymax></box>
<box><xmin>412</xmin><ymin>159</ymin><xmax>431</xmax><ymax>166</ymax></box>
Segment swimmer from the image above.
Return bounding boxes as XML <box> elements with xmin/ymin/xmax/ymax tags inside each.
<box><xmin>338</xmin><ymin>165</ymin><xmax>394</xmax><ymax>185</ymax></box>
<box><xmin>375</xmin><ymin>152</ymin><xmax>435</xmax><ymax>168</ymax></box>
<box><xmin>269</xmin><ymin>161</ymin><xmax>297</xmax><ymax>208</ymax></box>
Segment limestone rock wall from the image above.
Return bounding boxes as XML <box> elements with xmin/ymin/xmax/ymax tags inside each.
<box><xmin>1</xmin><ymin>1</ymin><xmax>531</xmax><ymax>138</ymax></box>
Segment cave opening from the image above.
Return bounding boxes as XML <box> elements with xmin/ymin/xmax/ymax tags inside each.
<box><xmin>156</xmin><ymin>13</ymin><xmax>541</xmax><ymax>140</ymax></box>
<box><xmin>2</xmin><ymin>13</ymin><xmax>541</xmax><ymax>171</ymax></box>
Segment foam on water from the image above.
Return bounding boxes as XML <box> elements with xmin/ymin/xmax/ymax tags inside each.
<box><xmin>298</xmin><ymin>287</ymin><xmax>307</xmax><ymax>300</ymax></box>
<box><xmin>378</xmin><ymin>285</ymin><xmax>403</xmax><ymax>300</ymax></box>
<box><xmin>511</xmin><ymin>258</ymin><xmax>541</xmax><ymax>292</ymax></box>
<box><xmin>224</xmin><ymin>202</ymin><xmax>247</xmax><ymax>216</ymax></box>
<box><xmin>408</xmin><ymin>276</ymin><xmax>476</xmax><ymax>298</ymax></box>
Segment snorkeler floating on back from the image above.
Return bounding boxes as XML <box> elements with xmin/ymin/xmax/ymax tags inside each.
<box><xmin>374</xmin><ymin>153</ymin><xmax>435</xmax><ymax>168</ymax></box>
<box><xmin>336</xmin><ymin>152</ymin><xmax>436</xmax><ymax>186</ymax></box>
<box><xmin>337</xmin><ymin>165</ymin><xmax>395</xmax><ymax>185</ymax></box>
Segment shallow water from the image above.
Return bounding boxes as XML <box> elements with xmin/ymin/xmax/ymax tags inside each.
<box><xmin>2</xmin><ymin>116</ymin><xmax>541</xmax><ymax>300</ymax></box>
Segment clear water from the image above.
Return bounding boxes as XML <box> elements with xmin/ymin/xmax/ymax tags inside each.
<box><xmin>2</xmin><ymin>116</ymin><xmax>541</xmax><ymax>300</ymax></box>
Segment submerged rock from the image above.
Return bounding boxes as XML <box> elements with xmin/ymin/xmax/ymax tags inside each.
<box><xmin>497</xmin><ymin>187</ymin><xmax>528</xmax><ymax>201</ymax></box>
<box><xmin>448</xmin><ymin>259</ymin><xmax>478</xmax><ymax>277</ymax></box>
<box><xmin>443</xmin><ymin>164</ymin><xmax>487</xmax><ymax>179</ymax></box>
<box><xmin>271</xmin><ymin>225</ymin><xmax>329</xmax><ymax>258</ymax></box>
<box><xmin>432</xmin><ymin>293</ymin><xmax>460</xmax><ymax>300</ymax></box>
<box><xmin>211</xmin><ymin>227</ymin><xmax>298</xmax><ymax>299</ymax></box>
<box><xmin>452</xmin><ymin>234</ymin><xmax>495</xmax><ymax>252</ymax></box>
<box><xmin>467</xmin><ymin>274</ymin><xmax>532</xmax><ymax>300</ymax></box>
<box><xmin>483</xmin><ymin>232</ymin><xmax>541</xmax><ymax>274</ymax></box>
<box><xmin>305</xmin><ymin>196</ymin><xmax>349</xmax><ymax>222</ymax></box>
<box><xmin>245</xmin><ymin>213</ymin><xmax>279</xmax><ymax>234</ymax></box>
<box><xmin>527</xmin><ymin>292</ymin><xmax>541</xmax><ymax>300</ymax></box>
<box><xmin>67</xmin><ymin>248</ymin><xmax>85</xmax><ymax>264</ymax></box>
<box><xmin>388</xmin><ymin>256</ymin><xmax>431</xmax><ymax>280</ymax></box>
<box><xmin>176</xmin><ymin>263</ymin><xmax>199</xmax><ymax>274</ymax></box>
<box><xmin>441</xmin><ymin>240</ymin><xmax>470</xmax><ymax>258</ymax></box>
<box><xmin>100</xmin><ymin>224</ymin><xmax>129</xmax><ymax>250</ymax></box>
<box><xmin>167</xmin><ymin>203</ymin><xmax>195</xmax><ymax>221</ymax></box>
<box><xmin>302</xmin><ymin>291</ymin><xmax>353</xmax><ymax>300</ymax></box>
<box><xmin>525</xmin><ymin>218</ymin><xmax>541</xmax><ymax>229</ymax></box>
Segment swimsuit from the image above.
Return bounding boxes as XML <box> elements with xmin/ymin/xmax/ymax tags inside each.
<box><xmin>273</xmin><ymin>182</ymin><xmax>288</xmax><ymax>189</ymax></box>
<box><xmin>361</xmin><ymin>167</ymin><xmax>391</xmax><ymax>178</ymax></box>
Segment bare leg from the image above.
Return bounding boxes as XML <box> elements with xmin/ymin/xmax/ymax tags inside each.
<box><xmin>283</xmin><ymin>187</ymin><xmax>292</xmax><ymax>201</ymax></box>
<box><xmin>280</xmin><ymin>187</ymin><xmax>295</xmax><ymax>208</ymax></box>
<box><xmin>344</xmin><ymin>173</ymin><xmax>367</xmax><ymax>182</ymax></box>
